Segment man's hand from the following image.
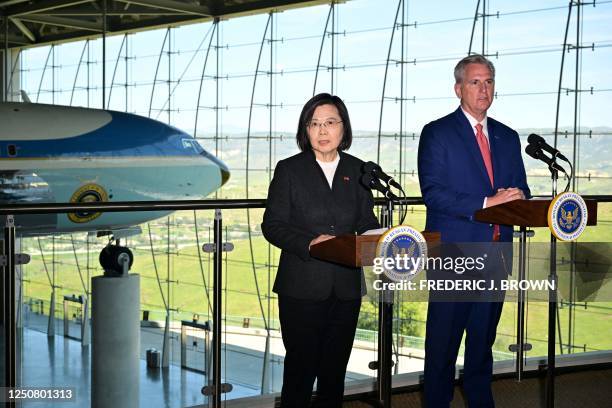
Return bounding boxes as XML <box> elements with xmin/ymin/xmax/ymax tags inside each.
<box><xmin>486</xmin><ymin>188</ymin><xmax>525</xmax><ymax>208</ymax></box>
<box><xmin>309</xmin><ymin>234</ymin><xmax>335</xmax><ymax>250</ymax></box>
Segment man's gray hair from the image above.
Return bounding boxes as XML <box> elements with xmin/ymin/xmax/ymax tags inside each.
<box><xmin>454</xmin><ymin>54</ymin><xmax>495</xmax><ymax>83</ymax></box>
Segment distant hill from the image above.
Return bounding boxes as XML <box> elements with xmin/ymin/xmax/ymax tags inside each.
<box><xmin>199</xmin><ymin>127</ymin><xmax>612</xmax><ymax>197</ymax></box>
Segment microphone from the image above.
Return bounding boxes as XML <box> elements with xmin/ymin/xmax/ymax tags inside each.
<box><xmin>527</xmin><ymin>133</ymin><xmax>569</xmax><ymax>162</ymax></box>
<box><xmin>525</xmin><ymin>143</ymin><xmax>567</xmax><ymax>173</ymax></box>
<box><xmin>362</xmin><ymin>161</ymin><xmax>403</xmax><ymax>190</ymax></box>
<box><xmin>360</xmin><ymin>173</ymin><xmax>398</xmax><ymax>200</ymax></box>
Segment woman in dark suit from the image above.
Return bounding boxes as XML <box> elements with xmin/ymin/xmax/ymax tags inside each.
<box><xmin>262</xmin><ymin>93</ymin><xmax>379</xmax><ymax>407</ymax></box>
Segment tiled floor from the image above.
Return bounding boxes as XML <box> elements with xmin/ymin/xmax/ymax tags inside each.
<box><xmin>20</xmin><ymin>326</ymin><xmax>268</xmax><ymax>407</ymax></box>
<box><xmin>15</xmin><ymin>304</ymin><xmax>424</xmax><ymax>407</ymax></box>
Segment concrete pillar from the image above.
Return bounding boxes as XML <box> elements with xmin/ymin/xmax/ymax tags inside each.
<box><xmin>92</xmin><ymin>274</ymin><xmax>140</xmax><ymax>408</ymax></box>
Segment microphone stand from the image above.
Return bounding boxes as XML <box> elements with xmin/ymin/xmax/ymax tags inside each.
<box><xmin>546</xmin><ymin>159</ymin><xmax>559</xmax><ymax>408</ymax></box>
<box><xmin>373</xmin><ymin>190</ymin><xmax>395</xmax><ymax>408</ymax></box>
<box><xmin>361</xmin><ymin>170</ymin><xmax>401</xmax><ymax>407</ymax></box>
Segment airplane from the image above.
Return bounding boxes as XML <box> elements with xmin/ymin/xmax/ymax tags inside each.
<box><xmin>0</xmin><ymin>101</ymin><xmax>230</xmax><ymax>270</ymax></box>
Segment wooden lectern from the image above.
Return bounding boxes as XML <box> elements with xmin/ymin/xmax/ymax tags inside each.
<box><xmin>309</xmin><ymin>231</ymin><xmax>441</xmax><ymax>267</ymax></box>
<box><xmin>310</xmin><ymin>230</ymin><xmax>440</xmax><ymax>408</ymax></box>
<box><xmin>474</xmin><ymin>198</ymin><xmax>597</xmax><ymax>228</ymax></box>
<box><xmin>474</xmin><ymin>198</ymin><xmax>598</xmax><ymax>407</ymax></box>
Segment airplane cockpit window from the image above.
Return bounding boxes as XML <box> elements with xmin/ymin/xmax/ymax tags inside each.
<box><xmin>181</xmin><ymin>138</ymin><xmax>201</xmax><ymax>154</ymax></box>
<box><xmin>192</xmin><ymin>138</ymin><xmax>215</xmax><ymax>159</ymax></box>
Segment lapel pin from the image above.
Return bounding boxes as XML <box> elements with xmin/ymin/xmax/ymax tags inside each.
<box><xmin>343</xmin><ymin>176</ymin><xmax>350</xmax><ymax>182</ymax></box>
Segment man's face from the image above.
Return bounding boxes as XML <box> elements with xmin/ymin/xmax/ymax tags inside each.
<box><xmin>454</xmin><ymin>63</ymin><xmax>494</xmax><ymax>120</ymax></box>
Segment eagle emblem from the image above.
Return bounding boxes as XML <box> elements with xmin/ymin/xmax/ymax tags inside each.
<box><xmin>376</xmin><ymin>225</ymin><xmax>428</xmax><ymax>281</ymax></box>
<box><xmin>391</xmin><ymin>241</ymin><xmax>416</xmax><ymax>258</ymax></box>
<box><xmin>559</xmin><ymin>206</ymin><xmax>581</xmax><ymax>231</ymax></box>
<box><xmin>547</xmin><ymin>193</ymin><xmax>588</xmax><ymax>241</ymax></box>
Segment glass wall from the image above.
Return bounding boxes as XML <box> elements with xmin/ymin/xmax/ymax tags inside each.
<box><xmin>9</xmin><ymin>0</ymin><xmax>612</xmax><ymax>406</ymax></box>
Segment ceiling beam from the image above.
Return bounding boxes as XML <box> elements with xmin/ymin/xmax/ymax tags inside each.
<box><xmin>4</xmin><ymin>0</ymin><xmax>94</xmax><ymax>17</ymax></box>
<box><xmin>27</xmin><ymin>28</ymin><xmax>96</xmax><ymax>46</ymax></box>
<box><xmin>16</xmin><ymin>14</ymin><xmax>206</xmax><ymax>48</ymax></box>
<box><xmin>9</xmin><ymin>17</ymin><xmax>36</xmax><ymax>42</ymax></box>
<box><xmin>220</xmin><ymin>0</ymin><xmax>327</xmax><ymax>16</ymax></box>
<box><xmin>102</xmin><ymin>13</ymin><xmax>208</xmax><ymax>32</ymax></box>
<box><xmin>0</xmin><ymin>0</ymin><xmax>31</xmax><ymax>8</ymax></box>
<box><xmin>2</xmin><ymin>0</ymin><xmax>331</xmax><ymax>49</ymax></box>
<box><xmin>18</xmin><ymin>15</ymin><xmax>102</xmax><ymax>32</ymax></box>
<box><xmin>114</xmin><ymin>0</ymin><xmax>211</xmax><ymax>17</ymax></box>
<box><xmin>0</xmin><ymin>32</ymin><xmax>30</xmax><ymax>45</ymax></box>
<box><xmin>38</xmin><ymin>10</ymin><xmax>186</xmax><ymax>16</ymax></box>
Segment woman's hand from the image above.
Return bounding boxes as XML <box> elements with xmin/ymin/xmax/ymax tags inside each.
<box><xmin>309</xmin><ymin>234</ymin><xmax>335</xmax><ymax>250</ymax></box>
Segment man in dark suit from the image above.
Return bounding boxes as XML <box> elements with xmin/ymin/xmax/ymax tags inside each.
<box><xmin>417</xmin><ymin>55</ymin><xmax>530</xmax><ymax>407</ymax></box>
<box><xmin>262</xmin><ymin>94</ymin><xmax>379</xmax><ymax>407</ymax></box>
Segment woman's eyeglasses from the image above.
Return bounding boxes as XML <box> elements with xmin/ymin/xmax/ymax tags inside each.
<box><xmin>307</xmin><ymin>119</ymin><xmax>343</xmax><ymax>130</ymax></box>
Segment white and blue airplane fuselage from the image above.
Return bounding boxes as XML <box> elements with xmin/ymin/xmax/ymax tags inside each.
<box><xmin>0</xmin><ymin>102</ymin><xmax>230</xmax><ymax>236</ymax></box>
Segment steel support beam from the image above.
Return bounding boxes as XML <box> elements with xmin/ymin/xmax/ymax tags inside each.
<box><xmin>18</xmin><ymin>15</ymin><xmax>102</xmax><ymax>32</ymax></box>
<box><xmin>114</xmin><ymin>0</ymin><xmax>211</xmax><ymax>17</ymax></box>
<box><xmin>3</xmin><ymin>0</ymin><xmax>92</xmax><ymax>16</ymax></box>
<box><xmin>9</xmin><ymin>17</ymin><xmax>35</xmax><ymax>42</ymax></box>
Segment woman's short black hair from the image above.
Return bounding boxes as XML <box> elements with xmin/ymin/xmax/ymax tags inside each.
<box><xmin>296</xmin><ymin>93</ymin><xmax>353</xmax><ymax>152</ymax></box>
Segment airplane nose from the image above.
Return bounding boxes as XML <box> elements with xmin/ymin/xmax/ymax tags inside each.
<box><xmin>220</xmin><ymin>165</ymin><xmax>230</xmax><ymax>186</ymax></box>
<box><xmin>199</xmin><ymin>147</ymin><xmax>230</xmax><ymax>186</ymax></box>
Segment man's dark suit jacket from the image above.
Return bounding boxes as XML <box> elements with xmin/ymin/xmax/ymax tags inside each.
<box><xmin>418</xmin><ymin>107</ymin><xmax>531</xmax><ymax>243</ymax></box>
<box><xmin>262</xmin><ymin>150</ymin><xmax>380</xmax><ymax>301</ymax></box>
<box><xmin>418</xmin><ymin>107</ymin><xmax>531</xmax><ymax>405</ymax></box>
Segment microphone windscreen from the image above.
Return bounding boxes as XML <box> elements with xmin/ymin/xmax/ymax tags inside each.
<box><xmin>525</xmin><ymin>143</ymin><xmax>542</xmax><ymax>160</ymax></box>
<box><xmin>360</xmin><ymin>173</ymin><xmax>374</xmax><ymax>187</ymax></box>
<box><xmin>361</xmin><ymin>161</ymin><xmax>378</xmax><ymax>174</ymax></box>
<box><xmin>527</xmin><ymin>133</ymin><xmax>545</xmax><ymax>146</ymax></box>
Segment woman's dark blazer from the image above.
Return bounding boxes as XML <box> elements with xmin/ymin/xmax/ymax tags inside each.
<box><xmin>261</xmin><ymin>149</ymin><xmax>380</xmax><ymax>301</ymax></box>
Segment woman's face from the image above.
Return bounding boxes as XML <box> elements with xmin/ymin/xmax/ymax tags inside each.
<box><xmin>307</xmin><ymin>104</ymin><xmax>344</xmax><ymax>160</ymax></box>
